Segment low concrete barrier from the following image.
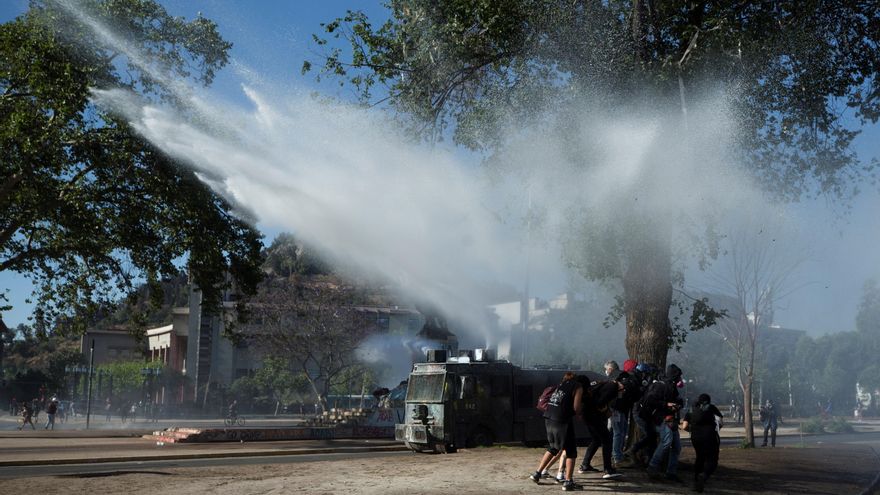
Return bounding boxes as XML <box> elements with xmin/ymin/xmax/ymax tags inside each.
<box><xmin>145</xmin><ymin>425</ymin><xmax>395</xmax><ymax>443</ymax></box>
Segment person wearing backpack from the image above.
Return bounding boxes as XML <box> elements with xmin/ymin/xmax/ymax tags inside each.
<box><xmin>529</xmin><ymin>371</ymin><xmax>583</xmax><ymax>491</ymax></box>
<box><xmin>682</xmin><ymin>393</ymin><xmax>723</xmax><ymax>492</ymax></box>
<box><xmin>643</xmin><ymin>364</ymin><xmax>685</xmax><ymax>482</ymax></box>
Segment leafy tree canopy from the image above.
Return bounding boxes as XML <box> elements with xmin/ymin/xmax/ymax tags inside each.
<box><xmin>309</xmin><ymin>1</ymin><xmax>879</xmax><ymax>195</ymax></box>
<box><xmin>307</xmin><ymin>1</ymin><xmax>879</xmax><ymax>366</ymax></box>
<box><xmin>263</xmin><ymin>233</ymin><xmax>331</xmax><ymax>279</ymax></box>
<box><xmin>1</xmin><ymin>0</ymin><xmax>263</xmax><ymax>336</ymax></box>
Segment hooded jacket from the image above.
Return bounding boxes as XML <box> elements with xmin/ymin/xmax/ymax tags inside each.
<box><xmin>639</xmin><ymin>365</ymin><xmax>684</xmax><ymax>425</ymax></box>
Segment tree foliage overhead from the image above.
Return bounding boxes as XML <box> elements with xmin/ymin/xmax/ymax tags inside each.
<box><xmin>1</xmin><ymin>0</ymin><xmax>263</xmax><ymax>334</ymax></box>
<box><xmin>309</xmin><ymin>1</ymin><xmax>879</xmax><ymax>197</ymax></box>
<box><xmin>307</xmin><ymin>1</ymin><xmax>880</xmax><ymax>366</ymax></box>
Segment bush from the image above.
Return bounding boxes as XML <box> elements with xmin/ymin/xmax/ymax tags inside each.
<box><xmin>799</xmin><ymin>417</ymin><xmax>825</xmax><ymax>434</ymax></box>
<box><xmin>825</xmin><ymin>417</ymin><xmax>854</xmax><ymax>433</ymax></box>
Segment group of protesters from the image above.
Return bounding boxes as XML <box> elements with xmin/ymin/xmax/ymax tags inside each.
<box><xmin>529</xmin><ymin>360</ymin><xmax>724</xmax><ymax>493</ymax></box>
<box><xmin>14</xmin><ymin>396</ymin><xmax>61</xmax><ymax>430</ymax></box>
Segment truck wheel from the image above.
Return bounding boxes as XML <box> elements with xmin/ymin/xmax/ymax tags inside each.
<box><xmin>467</xmin><ymin>427</ymin><xmax>494</xmax><ymax>448</ymax></box>
<box><xmin>435</xmin><ymin>442</ymin><xmax>457</xmax><ymax>454</ymax></box>
<box><xmin>405</xmin><ymin>442</ymin><xmax>429</xmax><ymax>453</ymax></box>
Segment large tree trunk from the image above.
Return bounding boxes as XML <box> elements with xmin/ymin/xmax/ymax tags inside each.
<box><xmin>623</xmin><ymin>237</ymin><xmax>673</xmax><ymax>369</ymax></box>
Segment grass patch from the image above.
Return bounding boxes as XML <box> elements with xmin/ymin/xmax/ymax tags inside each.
<box><xmin>798</xmin><ymin>416</ymin><xmax>854</xmax><ymax>434</ymax></box>
<box><xmin>825</xmin><ymin>417</ymin><xmax>854</xmax><ymax>433</ymax></box>
<box><xmin>799</xmin><ymin>417</ymin><xmax>825</xmax><ymax>434</ymax></box>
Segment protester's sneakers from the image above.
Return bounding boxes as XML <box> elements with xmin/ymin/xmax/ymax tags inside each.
<box><xmin>554</xmin><ymin>475</ymin><xmax>566</xmax><ymax>484</ymax></box>
<box><xmin>562</xmin><ymin>480</ymin><xmax>582</xmax><ymax>491</ymax></box>
<box><xmin>646</xmin><ymin>466</ymin><xmax>662</xmax><ymax>480</ymax></box>
<box><xmin>541</xmin><ymin>470</ymin><xmax>551</xmax><ymax>478</ymax></box>
<box><xmin>529</xmin><ymin>472</ymin><xmax>541</xmax><ymax>483</ymax></box>
<box><xmin>577</xmin><ymin>465</ymin><xmax>598</xmax><ymax>474</ymax></box>
<box><xmin>602</xmin><ymin>470</ymin><xmax>623</xmax><ymax>480</ymax></box>
<box><xmin>614</xmin><ymin>457</ymin><xmax>635</xmax><ymax>468</ymax></box>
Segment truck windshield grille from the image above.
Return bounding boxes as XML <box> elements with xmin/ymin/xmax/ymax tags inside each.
<box><xmin>407</xmin><ymin>373</ymin><xmax>446</xmax><ymax>402</ymax></box>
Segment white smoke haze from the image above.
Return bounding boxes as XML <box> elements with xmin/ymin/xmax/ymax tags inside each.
<box><xmin>91</xmin><ymin>83</ymin><xmax>774</xmax><ymax>340</ymax></box>
<box><xmin>71</xmin><ymin>1</ymin><xmax>802</xmax><ymax>349</ymax></box>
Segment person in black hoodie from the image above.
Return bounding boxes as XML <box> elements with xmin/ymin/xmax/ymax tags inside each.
<box><xmin>576</xmin><ymin>377</ymin><xmax>624</xmax><ymax>480</ymax></box>
<box><xmin>682</xmin><ymin>393</ymin><xmax>723</xmax><ymax>492</ymax></box>
<box><xmin>529</xmin><ymin>371</ymin><xmax>583</xmax><ymax>491</ymax></box>
<box><xmin>643</xmin><ymin>364</ymin><xmax>685</xmax><ymax>482</ymax></box>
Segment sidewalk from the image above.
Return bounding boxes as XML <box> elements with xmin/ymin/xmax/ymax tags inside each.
<box><xmin>0</xmin><ymin>428</ymin><xmax>405</xmax><ymax>467</ymax></box>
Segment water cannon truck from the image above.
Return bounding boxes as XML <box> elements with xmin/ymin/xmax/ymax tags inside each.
<box><xmin>394</xmin><ymin>348</ymin><xmax>599</xmax><ymax>453</ymax></box>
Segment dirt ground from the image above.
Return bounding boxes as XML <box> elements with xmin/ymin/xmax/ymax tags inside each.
<box><xmin>3</xmin><ymin>442</ymin><xmax>878</xmax><ymax>495</ymax></box>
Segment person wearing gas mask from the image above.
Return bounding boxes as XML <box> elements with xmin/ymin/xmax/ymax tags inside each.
<box><xmin>643</xmin><ymin>364</ymin><xmax>685</xmax><ymax>482</ymax></box>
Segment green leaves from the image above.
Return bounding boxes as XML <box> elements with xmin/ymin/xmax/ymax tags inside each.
<box><xmin>1</xmin><ymin>1</ymin><xmax>262</xmax><ymax>335</ymax></box>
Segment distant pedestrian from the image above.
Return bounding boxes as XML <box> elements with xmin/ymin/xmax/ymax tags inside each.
<box><xmin>105</xmin><ymin>398</ymin><xmax>112</xmax><ymax>422</ymax></box>
<box><xmin>682</xmin><ymin>393</ymin><xmax>723</xmax><ymax>493</ymax></box>
<box><xmin>18</xmin><ymin>401</ymin><xmax>36</xmax><ymax>430</ymax></box>
<box><xmin>10</xmin><ymin>397</ymin><xmax>18</xmax><ymax>416</ymax></box>
<box><xmin>760</xmin><ymin>399</ymin><xmax>779</xmax><ymax>447</ymax></box>
<box><xmin>528</xmin><ymin>371</ymin><xmax>584</xmax><ymax>491</ymax></box>
<box><xmin>45</xmin><ymin>397</ymin><xmax>58</xmax><ymax>430</ymax></box>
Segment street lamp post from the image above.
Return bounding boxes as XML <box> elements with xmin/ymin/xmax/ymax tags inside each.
<box><xmin>85</xmin><ymin>339</ymin><xmax>95</xmax><ymax>429</ymax></box>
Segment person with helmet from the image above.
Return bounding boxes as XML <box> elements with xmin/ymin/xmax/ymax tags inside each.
<box><xmin>625</xmin><ymin>362</ymin><xmax>659</xmax><ymax>466</ymax></box>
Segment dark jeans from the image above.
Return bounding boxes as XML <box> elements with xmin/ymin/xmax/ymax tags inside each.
<box><xmin>649</xmin><ymin>422</ymin><xmax>681</xmax><ymax>475</ymax></box>
<box><xmin>762</xmin><ymin>420</ymin><xmax>777</xmax><ymax>446</ymax></box>
<box><xmin>630</xmin><ymin>414</ymin><xmax>657</xmax><ymax>458</ymax></box>
<box><xmin>580</xmin><ymin>416</ymin><xmax>613</xmax><ymax>472</ymax></box>
<box><xmin>611</xmin><ymin>410</ymin><xmax>629</xmax><ymax>462</ymax></box>
<box><xmin>691</xmin><ymin>430</ymin><xmax>720</xmax><ymax>479</ymax></box>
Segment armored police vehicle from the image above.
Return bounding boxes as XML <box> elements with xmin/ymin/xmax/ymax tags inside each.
<box><xmin>394</xmin><ymin>349</ymin><xmax>599</xmax><ymax>453</ymax></box>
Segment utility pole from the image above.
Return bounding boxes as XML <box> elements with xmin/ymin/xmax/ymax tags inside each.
<box><xmin>85</xmin><ymin>339</ymin><xmax>95</xmax><ymax>429</ymax></box>
<box><xmin>520</xmin><ymin>189</ymin><xmax>532</xmax><ymax>368</ymax></box>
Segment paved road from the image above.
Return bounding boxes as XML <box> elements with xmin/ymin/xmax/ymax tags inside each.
<box><xmin>0</xmin><ymin>450</ymin><xmax>410</xmax><ymax>479</ymax></box>
<box><xmin>0</xmin><ymin>414</ymin><xmax>309</xmax><ymax>431</ymax></box>
<box><xmin>719</xmin><ymin>429</ymin><xmax>880</xmax><ymax>450</ymax></box>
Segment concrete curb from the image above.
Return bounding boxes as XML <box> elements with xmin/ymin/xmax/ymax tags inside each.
<box><xmin>0</xmin><ymin>444</ymin><xmax>409</xmax><ymax>468</ymax></box>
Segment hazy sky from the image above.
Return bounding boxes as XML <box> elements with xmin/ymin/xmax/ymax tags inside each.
<box><xmin>1</xmin><ymin>1</ymin><xmax>878</xmax><ymax>336</ymax></box>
